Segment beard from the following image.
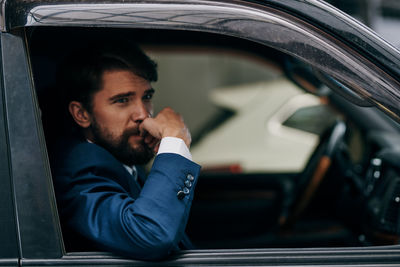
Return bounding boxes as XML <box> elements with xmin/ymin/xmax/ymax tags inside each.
<box><xmin>89</xmin><ymin>118</ymin><xmax>155</xmax><ymax>166</ymax></box>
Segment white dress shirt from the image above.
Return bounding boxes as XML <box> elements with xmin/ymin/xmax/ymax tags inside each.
<box><xmin>157</xmin><ymin>136</ymin><xmax>192</xmax><ymax>161</ymax></box>
<box><xmin>122</xmin><ymin>136</ymin><xmax>192</xmax><ymax>180</ymax></box>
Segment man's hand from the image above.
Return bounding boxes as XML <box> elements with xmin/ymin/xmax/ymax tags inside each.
<box><xmin>139</xmin><ymin>107</ymin><xmax>192</xmax><ymax>149</ymax></box>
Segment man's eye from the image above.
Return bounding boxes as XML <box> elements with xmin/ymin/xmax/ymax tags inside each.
<box><xmin>143</xmin><ymin>93</ymin><xmax>153</xmax><ymax>101</ymax></box>
<box><xmin>115</xmin><ymin>98</ymin><xmax>129</xmax><ymax>104</ymax></box>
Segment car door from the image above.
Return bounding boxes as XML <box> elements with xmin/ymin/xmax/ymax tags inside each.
<box><xmin>4</xmin><ymin>0</ymin><xmax>400</xmax><ymax>266</ymax></box>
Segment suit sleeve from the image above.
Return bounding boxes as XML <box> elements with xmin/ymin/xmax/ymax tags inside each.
<box><xmin>52</xmin><ymin>142</ymin><xmax>201</xmax><ymax>261</ymax></box>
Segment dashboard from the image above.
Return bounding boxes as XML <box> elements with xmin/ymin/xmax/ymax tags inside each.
<box><xmin>346</xmin><ymin>130</ymin><xmax>400</xmax><ymax>244</ymax></box>
<box><xmin>365</xmin><ymin>145</ymin><xmax>400</xmax><ymax>240</ymax></box>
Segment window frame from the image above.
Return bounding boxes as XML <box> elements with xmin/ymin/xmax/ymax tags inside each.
<box><xmin>1</xmin><ymin>30</ymin><xmax>63</xmax><ymax>259</ymax></box>
<box><xmin>0</xmin><ymin>32</ymin><xmax>19</xmax><ymax>266</ymax></box>
<box><xmin>7</xmin><ymin>0</ymin><xmax>400</xmax><ymax>122</ymax></box>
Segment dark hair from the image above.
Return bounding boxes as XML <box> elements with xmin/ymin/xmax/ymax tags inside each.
<box><xmin>58</xmin><ymin>41</ymin><xmax>158</xmax><ymax>112</ymax></box>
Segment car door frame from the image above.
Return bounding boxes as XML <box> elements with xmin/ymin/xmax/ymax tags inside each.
<box><xmin>0</xmin><ymin>31</ymin><xmax>19</xmax><ymax>267</ymax></box>
<box><xmin>3</xmin><ymin>0</ymin><xmax>400</xmax><ymax>266</ymax></box>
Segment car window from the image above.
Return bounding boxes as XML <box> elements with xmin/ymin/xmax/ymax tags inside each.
<box><xmin>148</xmin><ymin>49</ymin><xmax>339</xmax><ymax>174</ymax></box>
<box><xmin>27</xmin><ymin>24</ymin><xmax>400</xmax><ymax>259</ymax></box>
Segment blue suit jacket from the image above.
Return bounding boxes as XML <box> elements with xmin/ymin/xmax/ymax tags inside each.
<box><xmin>50</xmin><ymin>135</ymin><xmax>201</xmax><ymax>260</ymax></box>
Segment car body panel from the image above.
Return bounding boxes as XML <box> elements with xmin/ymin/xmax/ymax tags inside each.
<box><xmin>1</xmin><ymin>32</ymin><xmax>63</xmax><ymax>259</ymax></box>
<box><xmin>0</xmin><ymin>32</ymin><xmax>19</xmax><ymax>264</ymax></box>
<box><xmin>16</xmin><ymin>247</ymin><xmax>400</xmax><ymax>266</ymax></box>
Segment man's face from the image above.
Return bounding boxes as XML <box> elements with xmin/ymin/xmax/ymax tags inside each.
<box><xmin>87</xmin><ymin>70</ymin><xmax>155</xmax><ymax>165</ymax></box>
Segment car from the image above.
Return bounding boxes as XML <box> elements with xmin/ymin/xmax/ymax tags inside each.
<box><xmin>189</xmin><ymin>79</ymin><xmax>335</xmax><ymax>173</ymax></box>
<box><xmin>1</xmin><ymin>0</ymin><xmax>400</xmax><ymax>266</ymax></box>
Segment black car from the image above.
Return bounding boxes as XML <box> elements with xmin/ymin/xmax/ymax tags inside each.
<box><xmin>1</xmin><ymin>0</ymin><xmax>400</xmax><ymax>266</ymax></box>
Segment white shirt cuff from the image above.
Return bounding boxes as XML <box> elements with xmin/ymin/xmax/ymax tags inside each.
<box><xmin>157</xmin><ymin>137</ymin><xmax>192</xmax><ymax>161</ymax></box>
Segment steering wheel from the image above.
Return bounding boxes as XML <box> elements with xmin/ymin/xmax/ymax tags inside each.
<box><xmin>282</xmin><ymin>120</ymin><xmax>347</xmax><ymax>226</ymax></box>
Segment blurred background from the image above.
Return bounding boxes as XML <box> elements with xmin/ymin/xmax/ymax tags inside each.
<box><xmin>145</xmin><ymin>0</ymin><xmax>400</xmax><ymax>173</ymax></box>
<box><xmin>326</xmin><ymin>0</ymin><xmax>400</xmax><ymax>48</ymax></box>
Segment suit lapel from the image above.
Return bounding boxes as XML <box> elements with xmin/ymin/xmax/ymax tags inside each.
<box><xmin>136</xmin><ymin>166</ymin><xmax>147</xmax><ymax>187</ymax></box>
<box><xmin>123</xmin><ymin>166</ymin><xmax>142</xmax><ymax>198</ymax></box>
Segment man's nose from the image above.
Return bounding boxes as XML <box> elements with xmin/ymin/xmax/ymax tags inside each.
<box><xmin>131</xmin><ymin>102</ymin><xmax>150</xmax><ymax>123</ymax></box>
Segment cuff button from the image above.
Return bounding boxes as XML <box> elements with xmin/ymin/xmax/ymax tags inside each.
<box><xmin>187</xmin><ymin>174</ymin><xmax>194</xmax><ymax>181</ymax></box>
<box><xmin>183</xmin><ymin>187</ymin><xmax>190</xmax><ymax>194</ymax></box>
<box><xmin>184</xmin><ymin>180</ymin><xmax>192</xmax><ymax>188</ymax></box>
<box><xmin>177</xmin><ymin>190</ymin><xmax>186</xmax><ymax>200</ymax></box>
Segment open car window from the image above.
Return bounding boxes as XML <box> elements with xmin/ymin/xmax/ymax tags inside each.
<box><xmin>26</xmin><ymin>26</ymin><xmax>400</xmax><ymax>256</ymax></box>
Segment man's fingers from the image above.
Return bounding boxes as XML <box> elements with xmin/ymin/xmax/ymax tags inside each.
<box><xmin>139</xmin><ymin>107</ymin><xmax>192</xmax><ymax>147</ymax></box>
<box><xmin>144</xmin><ymin>134</ymin><xmax>153</xmax><ymax>144</ymax></box>
<box><xmin>153</xmin><ymin>143</ymin><xmax>160</xmax><ymax>154</ymax></box>
<box><xmin>149</xmin><ymin>139</ymin><xmax>160</xmax><ymax>151</ymax></box>
<box><xmin>144</xmin><ymin>134</ymin><xmax>160</xmax><ymax>147</ymax></box>
<box><xmin>140</xmin><ymin>118</ymin><xmax>162</xmax><ymax>139</ymax></box>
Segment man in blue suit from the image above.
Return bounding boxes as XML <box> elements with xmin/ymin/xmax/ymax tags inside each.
<box><xmin>50</xmin><ymin>42</ymin><xmax>201</xmax><ymax>260</ymax></box>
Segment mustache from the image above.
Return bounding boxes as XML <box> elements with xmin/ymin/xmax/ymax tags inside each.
<box><xmin>122</xmin><ymin>127</ymin><xmax>141</xmax><ymax>137</ymax></box>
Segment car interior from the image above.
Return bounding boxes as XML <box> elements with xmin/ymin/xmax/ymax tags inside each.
<box><xmin>27</xmin><ymin>26</ymin><xmax>400</xmax><ymax>253</ymax></box>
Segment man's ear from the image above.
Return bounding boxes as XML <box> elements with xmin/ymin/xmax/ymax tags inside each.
<box><xmin>68</xmin><ymin>101</ymin><xmax>92</xmax><ymax>128</ymax></box>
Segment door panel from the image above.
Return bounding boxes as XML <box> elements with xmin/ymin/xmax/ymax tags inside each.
<box><xmin>187</xmin><ymin>173</ymin><xmax>294</xmax><ymax>248</ymax></box>
<box><xmin>19</xmin><ymin>248</ymin><xmax>400</xmax><ymax>267</ymax></box>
